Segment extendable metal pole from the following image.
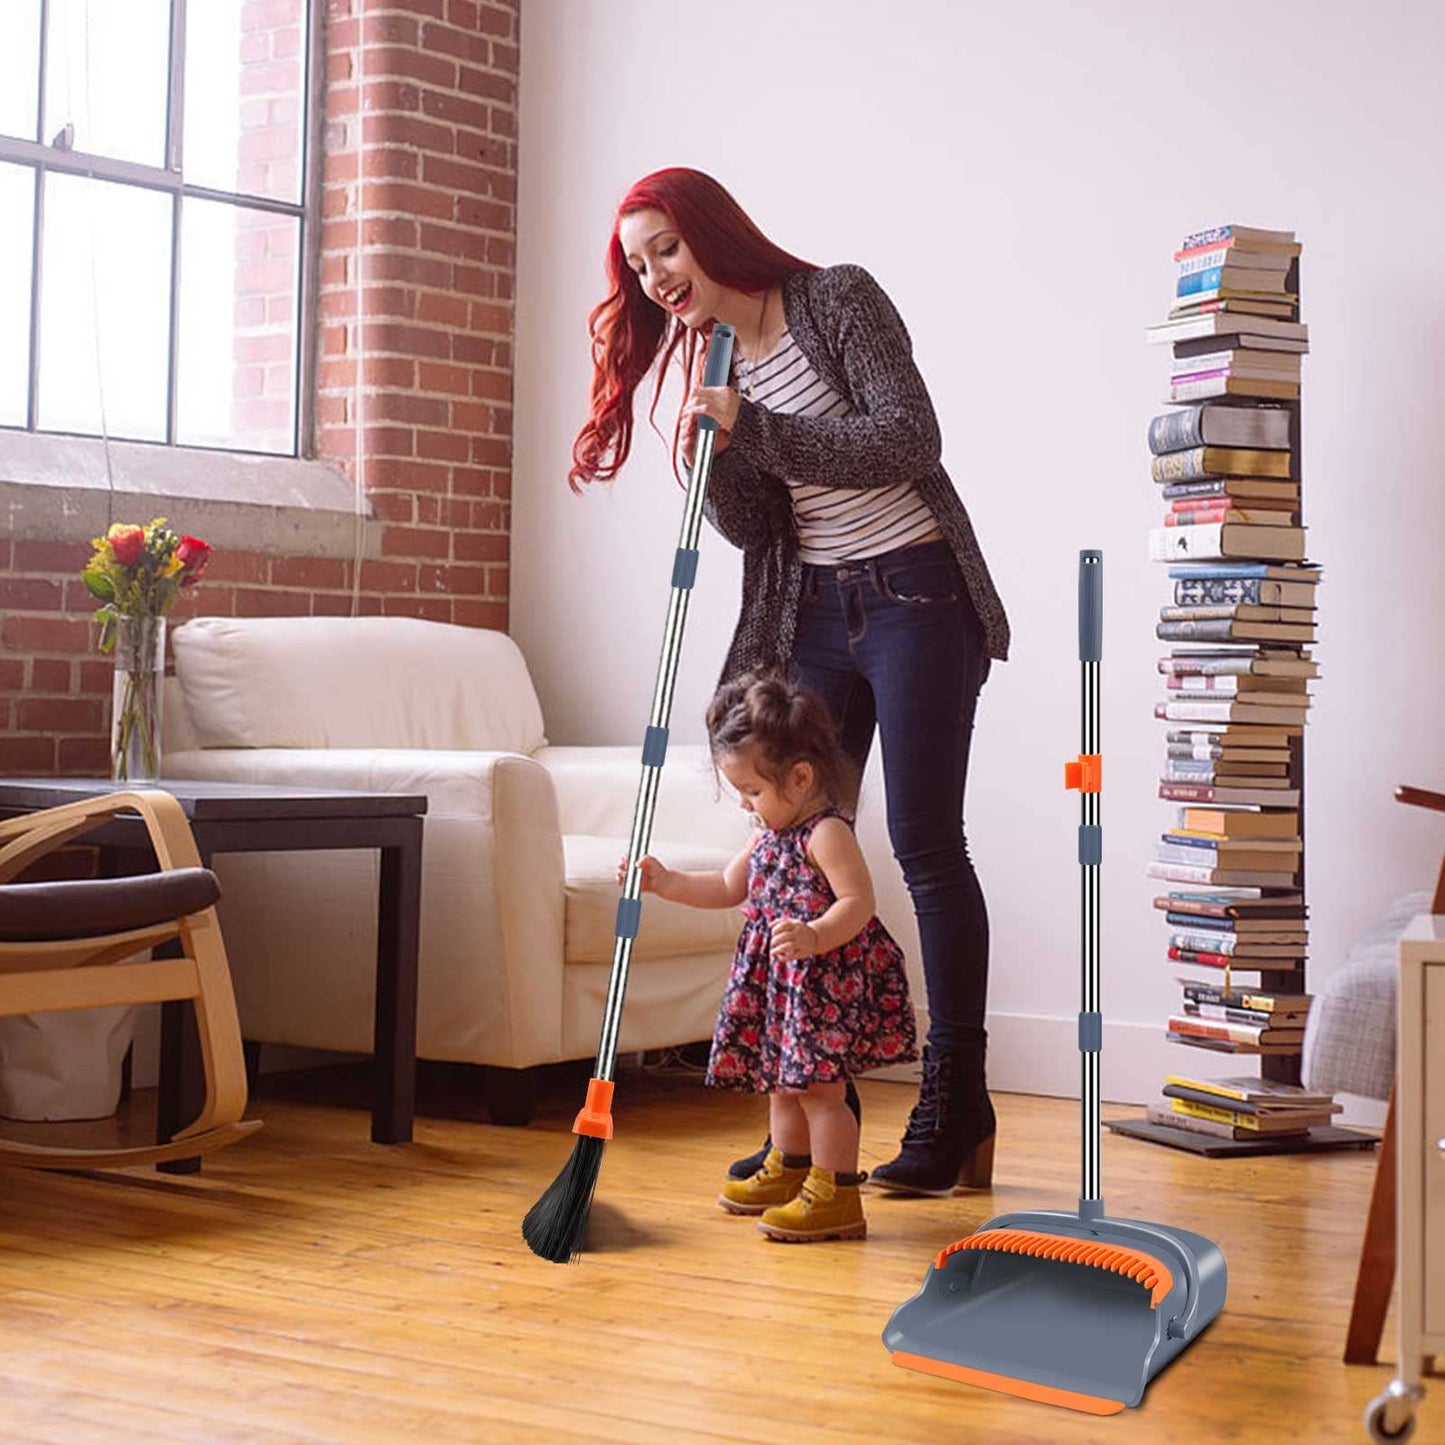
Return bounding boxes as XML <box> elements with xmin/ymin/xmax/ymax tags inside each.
<box><xmin>1073</xmin><ymin>550</ymin><xmax>1104</xmax><ymax>1219</ymax></box>
<box><xmin>592</xmin><ymin>324</ymin><xmax>735</xmax><ymax>1081</ymax></box>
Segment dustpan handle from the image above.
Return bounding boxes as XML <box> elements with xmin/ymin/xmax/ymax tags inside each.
<box><xmin>593</xmin><ymin>324</ymin><xmax>736</xmax><ymax>1082</ymax></box>
<box><xmin>1075</xmin><ymin>550</ymin><xmax>1104</xmax><ymax>1219</ymax></box>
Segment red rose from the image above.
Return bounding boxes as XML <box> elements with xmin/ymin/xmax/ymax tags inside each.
<box><xmin>108</xmin><ymin>525</ymin><xmax>145</xmax><ymax>567</ymax></box>
<box><xmin>176</xmin><ymin>534</ymin><xmax>212</xmax><ymax>584</ymax></box>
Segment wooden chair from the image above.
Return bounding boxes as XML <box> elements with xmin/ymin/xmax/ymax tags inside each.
<box><xmin>0</xmin><ymin>789</ymin><xmax>260</xmax><ymax>1168</ymax></box>
<box><xmin>1345</xmin><ymin>784</ymin><xmax>1445</xmax><ymax>1363</ymax></box>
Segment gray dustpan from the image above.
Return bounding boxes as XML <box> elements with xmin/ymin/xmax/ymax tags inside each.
<box><xmin>882</xmin><ymin>551</ymin><xmax>1227</xmax><ymax>1415</ymax></box>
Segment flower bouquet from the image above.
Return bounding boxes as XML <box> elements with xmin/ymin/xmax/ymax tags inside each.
<box><xmin>81</xmin><ymin>518</ymin><xmax>212</xmax><ymax>781</ymax></box>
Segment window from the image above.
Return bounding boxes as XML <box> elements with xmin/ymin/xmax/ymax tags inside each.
<box><xmin>0</xmin><ymin>0</ymin><xmax>318</xmax><ymax>456</ymax></box>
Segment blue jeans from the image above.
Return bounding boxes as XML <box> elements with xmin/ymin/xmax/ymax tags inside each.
<box><xmin>791</xmin><ymin>538</ymin><xmax>991</xmax><ymax>1060</ymax></box>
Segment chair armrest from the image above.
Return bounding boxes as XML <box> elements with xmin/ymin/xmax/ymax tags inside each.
<box><xmin>534</xmin><ymin>743</ymin><xmax>748</xmax><ymax>853</ymax></box>
<box><xmin>0</xmin><ymin>789</ymin><xmax>204</xmax><ymax>882</ymax></box>
<box><xmin>163</xmin><ymin>748</ymin><xmax>568</xmax><ymax>1061</ymax></box>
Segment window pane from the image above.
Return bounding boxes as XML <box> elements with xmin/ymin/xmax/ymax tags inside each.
<box><xmin>177</xmin><ymin>197</ymin><xmax>298</xmax><ymax>454</ymax></box>
<box><xmin>0</xmin><ymin>2</ymin><xmax>41</xmax><ymax>141</ymax></box>
<box><xmin>43</xmin><ymin>0</ymin><xmax>170</xmax><ymax>165</ymax></box>
<box><xmin>185</xmin><ymin>0</ymin><xmax>307</xmax><ymax>204</ymax></box>
<box><xmin>0</xmin><ymin>165</ymin><xmax>36</xmax><ymax>427</ymax></box>
<box><xmin>38</xmin><ymin>174</ymin><xmax>171</xmax><ymax>442</ymax></box>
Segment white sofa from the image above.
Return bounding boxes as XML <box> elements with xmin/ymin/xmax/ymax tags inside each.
<box><xmin>161</xmin><ymin>614</ymin><xmax>747</xmax><ymax>1122</ymax></box>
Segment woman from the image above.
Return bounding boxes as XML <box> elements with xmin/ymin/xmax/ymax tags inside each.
<box><xmin>570</xmin><ymin>168</ymin><xmax>1010</xmax><ymax>1196</ymax></box>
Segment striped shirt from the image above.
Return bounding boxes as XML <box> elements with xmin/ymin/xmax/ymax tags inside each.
<box><xmin>734</xmin><ymin>330</ymin><xmax>943</xmax><ymax>565</ymax></box>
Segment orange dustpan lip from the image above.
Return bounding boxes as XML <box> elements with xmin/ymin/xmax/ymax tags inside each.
<box><xmin>890</xmin><ymin>1350</ymin><xmax>1127</xmax><ymax>1415</ymax></box>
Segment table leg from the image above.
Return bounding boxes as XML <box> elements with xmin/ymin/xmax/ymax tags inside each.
<box><xmin>373</xmin><ymin>829</ymin><xmax>421</xmax><ymax>1143</ymax></box>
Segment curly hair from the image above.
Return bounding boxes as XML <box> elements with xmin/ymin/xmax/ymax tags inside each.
<box><xmin>705</xmin><ymin>669</ymin><xmax>859</xmax><ymax>814</ymax></box>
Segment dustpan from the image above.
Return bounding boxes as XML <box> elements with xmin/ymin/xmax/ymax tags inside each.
<box><xmin>882</xmin><ymin>550</ymin><xmax>1227</xmax><ymax>1415</ymax></box>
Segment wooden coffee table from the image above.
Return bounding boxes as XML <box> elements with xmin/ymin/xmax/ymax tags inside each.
<box><xmin>0</xmin><ymin>778</ymin><xmax>426</xmax><ymax>1171</ymax></box>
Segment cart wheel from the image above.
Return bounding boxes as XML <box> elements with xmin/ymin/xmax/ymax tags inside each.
<box><xmin>1365</xmin><ymin>1390</ymin><xmax>1416</xmax><ymax>1443</ymax></box>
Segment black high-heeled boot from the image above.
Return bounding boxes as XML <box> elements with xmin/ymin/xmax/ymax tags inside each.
<box><xmin>727</xmin><ymin>1076</ymin><xmax>863</xmax><ymax>1180</ymax></box>
<box><xmin>867</xmin><ymin>1045</ymin><xmax>996</xmax><ymax>1196</ymax></box>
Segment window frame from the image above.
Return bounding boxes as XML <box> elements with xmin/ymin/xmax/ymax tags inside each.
<box><xmin>0</xmin><ymin>0</ymin><xmax>324</xmax><ymax>459</ymax></box>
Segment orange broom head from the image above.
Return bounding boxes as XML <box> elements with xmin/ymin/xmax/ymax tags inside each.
<box><xmin>573</xmin><ymin>1076</ymin><xmax>615</xmax><ymax>1139</ymax></box>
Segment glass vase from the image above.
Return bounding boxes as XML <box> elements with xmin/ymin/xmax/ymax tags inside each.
<box><xmin>111</xmin><ymin>614</ymin><xmax>166</xmax><ymax>783</ymax></box>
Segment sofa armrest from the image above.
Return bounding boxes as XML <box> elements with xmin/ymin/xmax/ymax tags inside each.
<box><xmin>163</xmin><ymin>747</ymin><xmax>568</xmax><ymax>1065</ymax></box>
<box><xmin>534</xmin><ymin>743</ymin><xmax>748</xmax><ymax>853</ymax></box>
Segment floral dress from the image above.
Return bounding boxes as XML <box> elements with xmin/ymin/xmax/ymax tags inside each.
<box><xmin>707</xmin><ymin>808</ymin><xmax>918</xmax><ymax>1092</ymax></box>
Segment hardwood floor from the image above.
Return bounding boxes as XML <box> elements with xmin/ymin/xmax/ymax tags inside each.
<box><xmin>0</xmin><ymin>1061</ymin><xmax>1411</xmax><ymax>1443</ymax></box>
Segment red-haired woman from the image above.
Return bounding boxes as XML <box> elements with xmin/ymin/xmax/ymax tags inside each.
<box><xmin>572</xmin><ymin>168</ymin><xmax>1010</xmax><ymax>1198</ymax></box>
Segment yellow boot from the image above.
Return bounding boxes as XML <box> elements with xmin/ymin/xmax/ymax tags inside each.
<box><xmin>717</xmin><ymin>1147</ymin><xmax>809</xmax><ymax>1216</ymax></box>
<box><xmin>758</xmin><ymin>1166</ymin><xmax>867</xmax><ymax>1242</ymax></box>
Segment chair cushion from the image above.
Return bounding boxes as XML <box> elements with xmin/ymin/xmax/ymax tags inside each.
<box><xmin>172</xmin><ymin>615</ymin><xmax>547</xmax><ymax>753</ymax></box>
<box><xmin>562</xmin><ymin>835</ymin><xmax>743</xmax><ymax>964</ymax></box>
<box><xmin>0</xmin><ymin>868</ymin><xmax>221</xmax><ymax>941</ymax></box>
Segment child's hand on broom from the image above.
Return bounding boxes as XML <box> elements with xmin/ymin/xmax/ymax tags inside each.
<box><xmin>617</xmin><ymin>853</ymin><xmax>671</xmax><ymax>896</ymax></box>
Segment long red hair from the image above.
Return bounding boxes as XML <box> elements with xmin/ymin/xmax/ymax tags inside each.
<box><xmin>568</xmin><ymin>168</ymin><xmax>817</xmax><ymax>491</ymax></box>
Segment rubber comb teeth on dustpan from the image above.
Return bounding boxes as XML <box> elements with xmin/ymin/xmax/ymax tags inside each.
<box><xmin>882</xmin><ymin>550</ymin><xmax>1227</xmax><ymax>1415</ymax></box>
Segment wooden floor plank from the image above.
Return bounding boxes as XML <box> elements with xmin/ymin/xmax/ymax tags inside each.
<box><xmin>0</xmin><ymin>1064</ymin><xmax>1409</xmax><ymax>1443</ymax></box>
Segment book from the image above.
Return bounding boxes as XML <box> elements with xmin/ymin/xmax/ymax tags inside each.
<box><xmin>1150</xmin><ymin>446</ymin><xmax>1292</xmax><ymax>482</ymax></box>
<box><xmin>1142</xmin><ymin>1101</ymin><xmax>1287</xmax><ymax>1140</ymax></box>
<box><xmin>1184</xmin><ymin>1001</ymin><xmax>1310</xmax><ymax>1028</ymax></box>
<box><xmin>1169</xmin><ymin>931</ymin><xmax>1305</xmax><ymax>958</ymax></box>
<box><xmin>1172</xmin><ymin>573</ymin><xmax>1316</xmax><ymax>606</ymax></box>
<box><xmin>1171</xmin><ymin>297</ymin><xmax>1299</xmax><ymax>320</ymax></box>
<box><xmin>1160</xmin><ymin>783</ymin><xmax>1301</xmax><ymax>807</ymax></box>
<box><xmin>1179</xmin><ymin>807</ymin><xmax>1299</xmax><ymax>838</ymax></box>
<box><xmin>1154</xmin><ymin>700</ymin><xmax>1310</xmax><ymax>725</ymax></box>
<box><xmin>1164</xmin><ymin>1032</ymin><xmax>1302</xmax><ymax>1056</ymax></box>
<box><xmin>1159</xmin><ymin>895</ymin><xmax>1305</xmax><ymax>921</ymax></box>
<box><xmin>1147</xmin><ymin>404</ymin><xmax>1292</xmax><ymax>454</ymax></box>
<box><xmin>1163</xmin><ymin>480</ymin><xmax>1300</xmax><ymax>506</ymax></box>
<box><xmin>1167</xmin><ymin>948</ymin><xmax>1302</xmax><ymax>973</ymax></box>
<box><xmin>1156</xmin><ymin>619</ymin><xmax>1315</xmax><ymax>645</ymax></box>
<box><xmin>1147</xmin><ymin>312</ymin><xmax>1308</xmax><ymax>345</ymax></box>
<box><xmin>1160</xmin><ymin>1097</ymin><xmax>1325</xmax><ymax>1135</ymax></box>
<box><xmin>1167</xmin><ymin>562</ymin><xmax>1320</xmax><ymax>582</ymax></box>
<box><xmin>1149</xmin><ymin>523</ymin><xmax>1305</xmax><ymax>562</ymax></box>
<box><xmin>1172</xmin><ymin>333</ymin><xmax>1308</xmax><ymax>357</ymax></box>
<box><xmin>1167</xmin><ymin>374</ymin><xmax>1300</xmax><ymax>403</ymax></box>
<box><xmin>1167</xmin><ymin>498</ymin><xmax>1298</xmax><ymax>520</ymax></box>
<box><xmin>1160</xmin><ymin>652</ymin><xmax>1317</xmax><ymax>679</ymax></box>
<box><xmin>1149</xmin><ymin>862</ymin><xmax>1299</xmax><ymax>888</ymax></box>
<box><xmin>1180</xmin><ymin>224</ymin><xmax>1297</xmax><ymax>251</ymax></box>
<box><xmin>1170</xmin><ymin>349</ymin><xmax>1302</xmax><ymax>380</ymax></box>
<box><xmin>1178</xmin><ymin>981</ymin><xmax>1311</xmax><ymax>1012</ymax></box>
<box><xmin>1176</xmin><ymin>245</ymin><xmax>1297</xmax><ymax>276</ymax></box>
<box><xmin>1174</xmin><ymin>236</ymin><xmax>1301</xmax><ymax>263</ymax></box>
<box><xmin>1162</xmin><ymin>1072</ymin><xmax>1333</xmax><ymax>1108</ymax></box>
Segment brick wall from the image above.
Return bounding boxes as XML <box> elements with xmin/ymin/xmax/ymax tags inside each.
<box><xmin>0</xmin><ymin>0</ymin><xmax>519</xmax><ymax>777</ymax></box>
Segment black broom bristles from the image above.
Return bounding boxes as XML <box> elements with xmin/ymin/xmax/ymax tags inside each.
<box><xmin>522</xmin><ymin>1133</ymin><xmax>605</xmax><ymax>1264</ymax></box>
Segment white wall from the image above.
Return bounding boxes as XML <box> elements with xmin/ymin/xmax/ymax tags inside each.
<box><xmin>511</xmin><ymin>0</ymin><xmax>1445</xmax><ymax>1116</ymax></box>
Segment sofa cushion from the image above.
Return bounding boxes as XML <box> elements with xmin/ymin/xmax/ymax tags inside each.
<box><xmin>563</xmin><ymin>834</ymin><xmax>743</xmax><ymax>965</ymax></box>
<box><xmin>172</xmin><ymin>615</ymin><xmax>546</xmax><ymax>754</ymax></box>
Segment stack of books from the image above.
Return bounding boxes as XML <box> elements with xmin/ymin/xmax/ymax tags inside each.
<box><xmin>1145</xmin><ymin>1071</ymin><xmax>1341</xmax><ymax>1142</ymax></box>
<box><xmin>1141</xmin><ymin>225</ymin><xmax>1328</xmax><ymax>1118</ymax></box>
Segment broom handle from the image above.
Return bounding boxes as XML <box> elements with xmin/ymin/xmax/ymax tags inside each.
<box><xmin>1078</xmin><ymin>550</ymin><xmax>1103</xmax><ymax>1213</ymax></box>
<box><xmin>592</xmin><ymin>323</ymin><xmax>736</xmax><ymax>1083</ymax></box>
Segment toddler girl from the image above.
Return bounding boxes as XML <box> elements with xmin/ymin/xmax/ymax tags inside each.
<box><xmin>623</xmin><ymin>671</ymin><xmax>918</xmax><ymax>1241</ymax></box>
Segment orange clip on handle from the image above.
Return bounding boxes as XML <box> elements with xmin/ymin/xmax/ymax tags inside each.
<box><xmin>1064</xmin><ymin>754</ymin><xmax>1102</xmax><ymax>793</ymax></box>
<box><xmin>573</xmin><ymin>1076</ymin><xmax>615</xmax><ymax>1140</ymax></box>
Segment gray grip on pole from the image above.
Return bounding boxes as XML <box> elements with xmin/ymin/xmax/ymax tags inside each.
<box><xmin>696</xmin><ymin>324</ymin><xmax>736</xmax><ymax>431</ymax></box>
<box><xmin>1079</xmin><ymin>550</ymin><xmax>1102</xmax><ymax>662</ymax></box>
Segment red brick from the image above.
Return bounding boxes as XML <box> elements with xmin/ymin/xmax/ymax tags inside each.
<box><xmin>30</xmin><ymin>658</ymin><xmax>72</xmax><ymax>691</ymax></box>
<box><xmin>370</xmin><ymin>393</ymin><xmax>449</xmax><ymax>427</ymax></box>
<box><xmin>310</xmin><ymin>592</ymin><xmax>357</xmax><ymax>617</ymax></box>
<box><xmin>206</xmin><ymin>550</ymin><xmax>270</xmax><ymax>585</ymax></box>
<box><xmin>365</xmin><ymin>44</ymin><xmax>457</xmax><ymax>89</ymax></box>
<box><xmin>58</xmin><ymin>735</ymin><xmax>112</xmax><ymax>775</ymax></box>
<box><xmin>420</xmin><ymin>22</ymin><xmax>491</xmax><ymax>66</ymax></box>
<box><xmin>478</xmin><ymin>4</ymin><xmax>514</xmax><ymax>38</ymax></box>
<box><xmin>383</xmin><ymin>593</ymin><xmax>452</xmax><ymax>622</ymax></box>
<box><xmin>13</xmin><ymin>539</ymin><xmax>89</xmax><ymax>572</ymax></box>
<box><xmin>414</xmin><ymin>429</ymin><xmax>471</xmax><ymax>464</ymax></box>
<box><xmin>233</xmin><ymin>590</ymin><xmax>311</xmax><ymax>618</ymax></box>
<box><xmin>2</xmin><ymin>616</ymin><xmax>91</xmax><ymax>655</ymax></box>
<box><xmin>417</xmin><ymin>291</ymin><xmax>470</xmax><ymax>329</ymax></box>
<box><xmin>0</xmin><ymin>736</ymin><xmax>57</xmax><ymax>775</ymax></box>
<box><xmin>270</xmin><ymin>556</ymin><xmax>350</xmax><ymax>590</ymax></box>
<box><xmin>418</xmin><ymin>361</ymin><xmax>472</xmax><ymax>396</ymax></box>
<box><xmin>0</xmin><ymin>577</ymin><xmax>65</xmax><ymax>610</ymax></box>
<box><xmin>454</xmin><ymin>531</ymin><xmax>508</xmax><ymax>563</ymax></box>
<box><xmin>457</xmin><ymin>66</ymin><xmax>514</xmax><ymax>104</ymax></box>
<box><xmin>16</xmin><ymin>697</ymin><xmax>104</xmax><ymax>733</ymax></box>
<box><xmin>359</xmin><ymin>559</ymin><xmax>417</xmax><ymax>592</ymax></box>
<box><xmin>453</xmin><ymin>596</ymin><xmax>507</xmax><ymax>630</ymax></box>
<box><xmin>470</xmin><ymin>436</ymin><xmax>511</xmax><ymax>467</ymax></box>
<box><xmin>381</xmin><ymin>527</ymin><xmax>450</xmax><ymax>560</ymax></box>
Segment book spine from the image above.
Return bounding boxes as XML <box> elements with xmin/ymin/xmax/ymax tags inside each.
<box><xmin>1176</xmin><ymin>266</ymin><xmax>1226</xmax><ymax>297</ymax></box>
<box><xmin>1147</xmin><ymin>406</ymin><xmax>1206</xmax><ymax>454</ymax></box>
<box><xmin>1175</xmin><ymin>578</ymin><xmax>1273</xmax><ymax>604</ymax></box>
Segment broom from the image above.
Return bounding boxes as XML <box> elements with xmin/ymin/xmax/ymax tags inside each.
<box><xmin>523</xmin><ymin>321</ymin><xmax>736</xmax><ymax>1263</ymax></box>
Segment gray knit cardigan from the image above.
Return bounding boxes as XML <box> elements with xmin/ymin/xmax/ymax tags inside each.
<box><xmin>704</xmin><ymin>264</ymin><xmax>1010</xmax><ymax>682</ymax></box>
